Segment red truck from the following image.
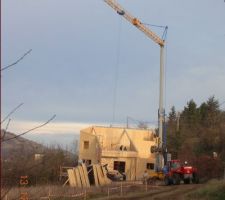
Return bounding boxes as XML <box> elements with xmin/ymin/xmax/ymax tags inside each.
<box><xmin>164</xmin><ymin>160</ymin><xmax>199</xmax><ymax>185</ymax></box>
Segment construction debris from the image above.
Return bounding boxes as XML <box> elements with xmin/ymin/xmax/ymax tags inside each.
<box><xmin>66</xmin><ymin>164</ymin><xmax>111</xmax><ymax>188</ymax></box>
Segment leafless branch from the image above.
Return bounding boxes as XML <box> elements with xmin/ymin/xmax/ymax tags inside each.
<box><xmin>1</xmin><ymin>103</ymin><xmax>24</xmax><ymax>124</ymax></box>
<box><xmin>1</xmin><ymin>118</ymin><xmax>11</xmax><ymax>140</ymax></box>
<box><xmin>2</xmin><ymin>114</ymin><xmax>56</xmax><ymax>142</ymax></box>
<box><xmin>1</xmin><ymin>49</ymin><xmax>32</xmax><ymax>71</ymax></box>
<box><xmin>5</xmin><ymin>118</ymin><xmax>11</xmax><ymax>131</ymax></box>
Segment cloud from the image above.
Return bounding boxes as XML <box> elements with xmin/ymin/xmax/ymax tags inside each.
<box><xmin>8</xmin><ymin>120</ymin><xmax>106</xmax><ymax>135</ymax></box>
<box><xmin>7</xmin><ymin>120</ymin><xmax>157</xmax><ymax>136</ymax></box>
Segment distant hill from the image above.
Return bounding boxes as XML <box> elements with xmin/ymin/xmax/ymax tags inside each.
<box><xmin>1</xmin><ymin>130</ymin><xmax>77</xmax><ymax>187</ymax></box>
<box><xmin>1</xmin><ymin>130</ymin><xmax>50</xmax><ymax>161</ymax></box>
<box><xmin>24</xmin><ymin>133</ymin><xmax>80</xmax><ymax>152</ymax></box>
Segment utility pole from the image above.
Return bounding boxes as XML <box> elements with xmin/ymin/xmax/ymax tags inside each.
<box><xmin>176</xmin><ymin>112</ymin><xmax>180</xmax><ymax>132</ymax></box>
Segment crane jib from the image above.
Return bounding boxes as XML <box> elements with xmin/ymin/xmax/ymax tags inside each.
<box><xmin>105</xmin><ymin>0</ymin><xmax>164</xmax><ymax>47</ymax></box>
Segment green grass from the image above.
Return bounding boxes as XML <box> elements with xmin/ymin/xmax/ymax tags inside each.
<box><xmin>186</xmin><ymin>180</ymin><xmax>225</xmax><ymax>200</ymax></box>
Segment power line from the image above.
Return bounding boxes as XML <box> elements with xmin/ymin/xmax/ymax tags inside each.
<box><xmin>126</xmin><ymin>116</ymin><xmax>158</xmax><ymax>128</ymax></box>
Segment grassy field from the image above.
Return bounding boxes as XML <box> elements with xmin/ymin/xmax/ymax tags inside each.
<box><xmin>185</xmin><ymin>179</ymin><xmax>225</xmax><ymax>200</ymax></box>
<box><xmin>2</xmin><ymin>180</ymin><xmax>225</xmax><ymax>200</ymax></box>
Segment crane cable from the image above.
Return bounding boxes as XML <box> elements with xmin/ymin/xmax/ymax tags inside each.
<box><xmin>142</xmin><ymin>22</ymin><xmax>168</xmax><ymax>40</ymax></box>
<box><xmin>112</xmin><ymin>17</ymin><xmax>123</xmax><ymax>125</ymax></box>
<box><xmin>111</xmin><ymin>19</ymin><xmax>168</xmax><ymax>125</ymax></box>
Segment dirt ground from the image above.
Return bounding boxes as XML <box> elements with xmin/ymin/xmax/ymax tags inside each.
<box><xmin>105</xmin><ymin>184</ymin><xmax>204</xmax><ymax>200</ymax></box>
<box><xmin>2</xmin><ymin>182</ymin><xmax>205</xmax><ymax>200</ymax></box>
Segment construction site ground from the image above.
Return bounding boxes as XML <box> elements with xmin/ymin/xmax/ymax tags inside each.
<box><xmin>4</xmin><ymin>180</ymin><xmax>225</xmax><ymax>199</ymax></box>
<box><xmin>98</xmin><ymin>184</ymin><xmax>204</xmax><ymax>200</ymax></box>
<box><xmin>89</xmin><ymin>181</ymin><xmax>205</xmax><ymax>200</ymax></box>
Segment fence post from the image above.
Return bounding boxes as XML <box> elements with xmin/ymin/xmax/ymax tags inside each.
<box><xmin>120</xmin><ymin>182</ymin><xmax>123</xmax><ymax>196</ymax></box>
<box><xmin>48</xmin><ymin>188</ymin><xmax>51</xmax><ymax>200</ymax></box>
<box><xmin>84</xmin><ymin>189</ymin><xmax>87</xmax><ymax>200</ymax></box>
<box><xmin>107</xmin><ymin>188</ymin><xmax>110</xmax><ymax>199</ymax></box>
<box><xmin>224</xmin><ymin>167</ymin><xmax>225</xmax><ymax>181</ymax></box>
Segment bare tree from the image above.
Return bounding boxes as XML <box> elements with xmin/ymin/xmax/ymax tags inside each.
<box><xmin>1</xmin><ymin>114</ymin><xmax>56</xmax><ymax>142</ymax></box>
<box><xmin>1</xmin><ymin>118</ymin><xmax>11</xmax><ymax>140</ymax></box>
<box><xmin>1</xmin><ymin>103</ymin><xmax>24</xmax><ymax>124</ymax></box>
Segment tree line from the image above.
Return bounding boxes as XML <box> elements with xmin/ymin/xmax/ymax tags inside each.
<box><xmin>166</xmin><ymin>96</ymin><xmax>225</xmax><ymax>180</ymax></box>
<box><xmin>1</xmin><ymin>145</ymin><xmax>78</xmax><ymax>187</ymax></box>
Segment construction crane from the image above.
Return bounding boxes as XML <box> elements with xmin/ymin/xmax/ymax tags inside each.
<box><xmin>104</xmin><ymin>0</ymin><xmax>167</xmax><ymax>171</ymax></box>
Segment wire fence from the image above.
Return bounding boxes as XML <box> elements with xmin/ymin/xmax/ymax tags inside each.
<box><xmin>2</xmin><ymin>181</ymin><xmax>160</xmax><ymax>200</ymax></box>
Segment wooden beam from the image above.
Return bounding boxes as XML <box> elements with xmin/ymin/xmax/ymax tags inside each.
<box><xmin>82</xmin><ymin>163</ymin><xmax>90</xmax><ymax>187</ymax></box>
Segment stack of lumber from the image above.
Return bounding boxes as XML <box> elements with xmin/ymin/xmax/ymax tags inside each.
<box><xmin>67</xmin><ymin>164</ymin><xmax>111</xmax><ymax>188</ymax></box>
<box><xmin>67</xmin><ymin>163</ymin><xmax>90</xmax><ymax>188</ymax></box>
<box><xmin>92</xmin><ymin>164</ymin><xmax>111</xmax><ymax>187</ymax></box>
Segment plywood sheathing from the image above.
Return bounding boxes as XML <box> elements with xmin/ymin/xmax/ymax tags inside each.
<box><xmin>74</xmin><ymin>168</ymin><xmax>82</xmax><ymax>188</ymax></box>
<box><xmin>79</xmin><ymin>126</ymin><xmax>156</xmax><ymax>180</ymax></box>
<box><xmin>82</xmin><ymin>163</ymin><xmax>91</xmax><ymax>187</ymax></box>
<box><xmin>102</xmin><ymin>166</ymin><xmax>112</xmax><ymax>184</ymax></box>
<box><xmin>93</xmin><ymin>165</ymin><xmax>99</xmax><ymax>187</ymax></box>
<box><xmin>67</xmin><ymin>164</ymin><xmax>111</xmax><ymax>188</ymax></box>
<box><xmin>67</xmin><ymin>169</ymin><xmax>76</xmax><ymax>187</ymax></box>
<box><xmin>78</xmin><ymin>166</ymin><xmax>86</xmax><ymax>187</ymax></box>
<box><xmin>96</xmin><ymin>164</ymin><xmax>105</xmax><ymax>185</ymax></box>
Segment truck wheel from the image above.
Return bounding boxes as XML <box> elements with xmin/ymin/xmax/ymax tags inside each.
<box><xmin>192</xmin><ymin>173</ymin><xmax>199</xmax><ymax>184</ymax></box>
<box><xmin>172</xmin><ymin>174</ymin><xmax>180</xmax><ymax>185</ymax></box>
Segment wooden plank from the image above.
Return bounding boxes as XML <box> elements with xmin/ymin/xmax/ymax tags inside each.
<box><xmin>73</xmin><ymin>169</ymin><xmax>78</xmax><ymax>187</ymax></box>
<box><xmin>96</xmin><ymin>165</ymin><xmax>105</xmax><ymax>186</ymax></box>
<box><xmin>63</xmin><ymin>178</ymin><xmax>69</xmax><ymax>187</ymax></box>
<box><xmin>102</xmin><ymin>166</ymin><xmax>112</xmax><ymax>184</ymax></box>
<box><xmin>67</xmin><ymin>169</ymin><xmax>76</xmax><ymax>187</ymax></box>
<box><xmin>73</xmin><ymin>168</ymin><xmax>78</xmax><ymax>187</ymax></box>
<box><xmin>93</xmin><ymin>165</ymin><xmax>99</xmax><ymax>187</ymax></box>
<box><xmin>82</xmin><ymin>163</ymin><xmax>90</xmax><ymax>187</ymax></box>
<box><xmin>74</xmin><ymin>168</ymin><xmax>82</xmax><ymax>188</ymax></box>
<box><xmin>78</xmin><ymin>166</ymin><xmax>86</xmax><ymax>188</ymax></box>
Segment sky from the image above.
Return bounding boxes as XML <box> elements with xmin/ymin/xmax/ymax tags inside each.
<box><xmin>2</xmin><ymin>0</ymin><xmax>225</xmax><ymax>145</ymax></box>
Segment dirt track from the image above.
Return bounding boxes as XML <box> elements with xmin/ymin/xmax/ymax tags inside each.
<box><xmin>138</xmin><ymin>184</ymin><xmax>202</xmax><ymax>200</ymax></box>
<box><xmin>109</xmin><ymin>184</ymin><xmax>204</xmax><ymax>200</ymax></box>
